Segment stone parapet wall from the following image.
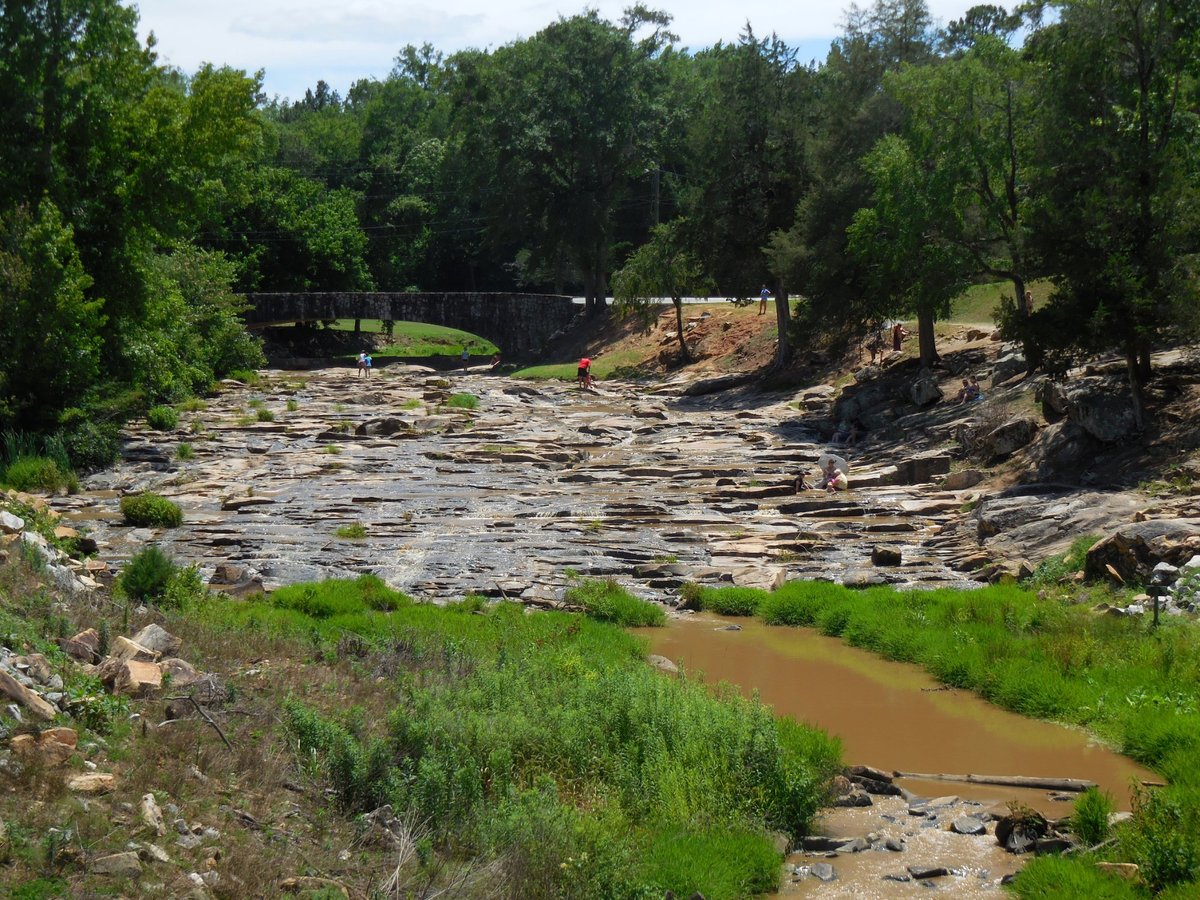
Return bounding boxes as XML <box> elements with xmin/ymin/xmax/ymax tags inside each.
<box><xmin>242</xmin><ymin>292</ymin><xmax>580</xmax><ymax>359</ymax></box>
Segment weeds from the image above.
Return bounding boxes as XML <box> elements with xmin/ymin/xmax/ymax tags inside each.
<box><xmin>146</xmin><ymin>405</ymin><xmax>179</xmax><ymax>430</ymax></box>
<box><xmin>175</xmin><ymin>442</ymin><xmax>194</xmax><ymax>460</ymax></box>
<box><xmin>564</xmin><ymin>578</ymin><xmax>665</xmax><ymax>627</ymax></box>
<box><xmin>336</xmin><ymin>523</ymin><xmax>368</xmax><ymax>540</ymax></box>
<box><xmin>119</xmin><ymin>492</ymin><xmax>182</xmax><ymax>527</ymax></box>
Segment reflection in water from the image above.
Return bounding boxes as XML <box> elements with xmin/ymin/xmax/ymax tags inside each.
<box><xmin>639</xmin><ymin>615</ymin><xmax>1156</xmax><ymax>814</ymax></box>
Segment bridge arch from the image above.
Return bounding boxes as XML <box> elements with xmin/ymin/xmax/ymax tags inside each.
<box><xmin>241</xmin><ymin>292</ymin><xmax>581</xmax><ymax>360</ymax></box>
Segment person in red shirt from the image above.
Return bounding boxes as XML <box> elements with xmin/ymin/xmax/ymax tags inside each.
<box><xmin>577</xmin><ymin>357</ymin><xmax>593</xmax><ymax>388</ymax></box>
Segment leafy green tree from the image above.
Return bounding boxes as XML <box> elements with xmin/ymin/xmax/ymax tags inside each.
<box><xmin>675</xmin><ymin>28</ymin><xmax>813</xmax><ymax>295</ymax></box>
<box><xmin>0</xmin><ymin>201</ymin><xmax>104</xmax><ymax>427</ymax></box>
<box><xmin>452</xmin><ymin>10</ymin><xmax>673</xmax><ymax>314</ymax></box>
<box><xmin>767</xmin><ymin>0</ymin><xmax>937</xmax><ymax>341</ymax></box>
<box><xmin>847</xmin><ymin>134</ymin><xmax>971</xmax><ymax>366</ymax></box>
<box><xmin>880</xmin><ymin>34</ymin><xmax>1042</xmax><ymax>366</ymax></box>
<box><xmin>612</xmin><ymin>221</ymin><xmax>711</xmax><ymax>361</ymax></box>
<box><xmin>1025</xmin><ymin>0</ymin><xmax>1200</xmax><ymax>428</ymax></box>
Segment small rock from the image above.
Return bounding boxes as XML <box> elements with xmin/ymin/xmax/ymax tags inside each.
<box><xmin>141</xmin><ymin>793</ymin><xmax>166</xmax><ymax>836</ymax></box>
<box><xmin>646</xmin><ymin>654</ymin><xmax>678</xmax><ymax>674</ymax></box>
<box><xmin>810</xmin><ymin>863</ymin><xmax>837</xmax><ymax>883</ymax></box>
<box><xmin>68</xmin><ymin>772</ymin><xmax>115</xmax><ymax>794</ymax></box>
<box><xmin>59</xmin><ymin>628</ymin><xmax>101</xmax><ymax>662</ymax></box>
<box><xmin>907</xmin><ymin>865</ymin><xmax>950</xmax><ymax>879</ymax></box>
<box><xmin>142</xmin><ymin>842</ymin><xmax>171</xmax><ymax>863</ymax></box>
<box><xmin>884</xmin><ymin>837</ymin><xmax>905</xmax><ymax>852</ymax></box>
<box><xmin>1096</xmin><ymin>862</ymin><xmax>1140</xmax><ymax>881</ymax></box>
<box><xmin>836</xmin><ymin>837</ymin><xmax>870</xmax><ymax>853</ymax></box>
<box><xmin>0</xmin><ymin>511</ymin><xmax>25</xmax><ymax>534</ymax></box>
<box><xmin>951</xmin><ymin>816</ymin><xmax>987</xmax><ymax>836</ymax></box>
<box><xmin>130</xmin><ymin>624</ymin><xmax>183</xmax><ymax>656</ymax></box>
<box><xmin>279</xmin><ymin>876</ymin><xmax>351</xmax><ymax>896</ymax></box>
<box><xmin>870</xmin><ymin>546</ymin><xmax>903</xmax><ymax>567</ymax></box>
<box><xmin>176</xmin><ymin>833</ymin><xmax>203</xmax><ymax>850</ymax></box>
<box><xmin>90</xmin><ymin>850</ymin><xmax>142</xmax><ymax>877</ymax></box>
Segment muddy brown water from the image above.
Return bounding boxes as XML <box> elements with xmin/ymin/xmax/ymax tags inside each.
<box><xmin>640</xmin><ymin>615</ymin><xmax>1156</xmax><ymax>815</ymax></box>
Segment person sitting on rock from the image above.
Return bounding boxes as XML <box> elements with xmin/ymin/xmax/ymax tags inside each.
<box><xmin>817</xmin><ymin>459</ymin><xmax>848</xmax><ymax>492</ymax></box>
<box><xmin>954</xmin><ymin>378</ymin><xmax>970</xmax><ymax>403</ymax></box>
<box><xmin>966</xmin><ymin>375</ymin><xmax>983</xmax><ymax>402</ymax></box>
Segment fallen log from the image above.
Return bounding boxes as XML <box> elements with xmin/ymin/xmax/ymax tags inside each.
<box><xmin>893</xmin><ymin>772</ymin><xmax>1097</xmax><ymax>792</ymax></box>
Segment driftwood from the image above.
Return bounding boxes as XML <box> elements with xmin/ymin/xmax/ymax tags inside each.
<box><xmin>893</xmin><ymin>771</ymin><xmax>1097</xmax><ymax>792</ymax></box>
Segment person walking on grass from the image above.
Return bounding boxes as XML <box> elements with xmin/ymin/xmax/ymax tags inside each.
<box><xmin>759</xmin><ymin>284</ymin><xmax>771</xmax><ymax>316</ymax></box>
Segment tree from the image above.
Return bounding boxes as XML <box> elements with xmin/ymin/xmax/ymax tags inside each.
<box><xmin>1025</xmin><ymin>0</ymin><xmax>1200</xmax><ymax>428</ymax></box>
<box><xmin>612</xmin><ymin>221</ymin><xmax>711</xmax><ymax>361</ymax></box>
<box><xmin>881</xmin><ymin>34</ymin><xmax>1042</xmax><ymax>367</ymax></box>
<box><xmin>451</xmin><ymin>10</ymin><xmax>673</xmax><ymax>314</ymax></box>
<box><xmin>0</xmin><ymin>201</ymin><xmax>103</xmax><ymax>427</ymax></box>
<box><xmin>847</xmin><ymin>135</ymin><xmax>972</xmax><ymax>366</ymax></box>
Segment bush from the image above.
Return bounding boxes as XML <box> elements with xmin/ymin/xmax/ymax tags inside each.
<box><xmin>120</xmin><ymin>492</ymin><xmax>183</xmax><ymax>527</ymax></box>
<box><xmin>1072</xmin><ymin>787</ymin><xmax>1114</xmax><ymax>846</ymax></box>
<box><xmin>695</xmin><ymin>586</ymin><xmax>768</xmax><ymax>617</ymax></box>
<box><xmin>256</xmin><ymin>408</ymin><xmax>275</xmax><ymax>422</ymax></box>
<box><xmin>1123</xmin><ymin>786</ymin><xmax>1200</xmax><ymax>892</ymax></box>
<box><xmin>565</xmin><ymin>578</ymin><xmax>665</xmax><ymax>627</ymax></box>
<box><xmin>335</xmin><ymin>523</ymin><xmax>367</xmax><ymax>540</ymax></box>
<box><xmin>227</xmin><ymin>369</ymin><xmax>260</xmax><ymax>385</ymax></box>
<box><xmin>118</xmin><ymin>546</ymin><xmax>176</xmax><ymax>602</ymax></box>
<box><xmin>445</xmin><ymin>392</ymin><xmax>479</xmax><ymax>410</ymax></box>
<box><xmin>175</xmin><ymin>443</ymin><xmax>193</xmax><ymax>460</ymax></box>
<box><xmin>1012</xmin><ymin>856</ymin><xmax>1140</xmax><ymax>898</ymax></box>
<box><xmin>146</xmin><ymin>405</ymin><xmax>179</xmax><ymax>430</ymax></box>
<box><xmin>57</xmin><ymin>419</ymin><xmax>120</xmax><ymax>471</ymax></box>
<box><xmin>3</xmin><ymin>456</ymin><xmax>78</xmax><ymax>493</ymax></box>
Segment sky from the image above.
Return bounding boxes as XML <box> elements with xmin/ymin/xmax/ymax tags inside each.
<box><xmin>129</xmin><ymin>1</ymin><xmax>985</xmax><ymax>102</ymax></box>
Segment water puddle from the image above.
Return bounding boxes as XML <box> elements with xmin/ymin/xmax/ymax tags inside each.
<box><xmin>639</xmin><ymin>615</ymin><xmax>1155</xmax><ymax>814</ymax></box>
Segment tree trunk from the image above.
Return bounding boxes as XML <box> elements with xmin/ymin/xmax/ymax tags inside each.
<box><xmin>1136</xmin><ymin>335</ymin><xmax>1153</xmax><ymax>383</ymax></box>
<box><xmin>773</xmin><ymin>289</ymin><xmax>791</xmax><ymax>368</ymax></box>
<box><xmin>917</xmin><ymin>308</ymin><xmax>938</xmax><ymax>369</ymax></box>
<box><xmin>673</xmin><ymin>297</ymin><xmax>690</xmax><ymax>362</ymax></box>
<box><xmin>1126</xmin><ymin>346</ymin><xmax>1146</xmax><ymax>432</ymax></box>
<box><xmin>1010</xmin><ymin>274</ymin><xmax>1043</xmax><ymax>373</ymax></box>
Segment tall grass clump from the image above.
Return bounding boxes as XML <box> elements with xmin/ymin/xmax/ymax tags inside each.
<box><xmin>2</xmin><ymin>456</ymin><xmax>78</xmax><ymax>493</ymax></box>
<box><xmin>1072</xmin><ymin>787</ymin><xmax>1114</xmax><ymax>846</ymax></box>
<box><xmin>117</xmin><ymin>546</ymin><xmax>202</xmax><ymax>607</ymax></box>
<box><xmin>565</xmin><ymin>578</ymin><xmax>665</xmax><ymax>626</ymax></box>
<box><xmin>445</xmin><ymin>392</ymin><xmax>479</xmax><ymax>410</ymax></box>
<box><xmin>119</xmin><ymin>492</ymin><xmax>182</xmax><ymax>527</ymax></box>
<box><xmin>146</xmin><ymin>405</ymin><xmax>179</xmax><ymax>430</ymax></box>
<box><xmin>683</xmin><ymin>584</ymin><xmax>768</xmax><ymax>617</ymax></box>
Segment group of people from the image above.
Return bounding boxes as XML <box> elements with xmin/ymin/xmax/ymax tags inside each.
<box><xmin>955</xmin><ymin>375</ymin><xmax>983</xmax><ymax>403</ymax></box>
<box><xmin>796</xmin><ymin>457</ymin><xmax>849</xmax><ymax>493</ymax></box>
<box><xmin>356</xmin><ymin>351</ymin><xmax>373</xmax><ymax>377</ymax></box>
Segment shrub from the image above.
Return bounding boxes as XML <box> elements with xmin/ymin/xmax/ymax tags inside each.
<box><xmin>57</xmin><ymin>420</ymin><xmax>120</xmax><ymax>471</ymax></box>
<box><xmin>286</xmin><ymin>399</ymin><xmax>299</xmax><ymax>411</ymax></box>
<box><xmin>146</xmin><ymin>405</ymin><xmax>179</xmax><ymax>430</ymax></box>
<box><xmin>118</xmin><ymin>546</ymin><xmax>176</xmax><ymax>601</ymax></box>
<box><xmin>1123</xmin><ymin>786</ymin><xmax>1200</xmax><ymax>892</ymax></box>
<box><xmin>1072</xmin><ymin>787</ymin><xmax>1114</xmax><ymax>846</ymax></box>
<box><xmin>120</xmin><ymin>492</ymin><xmax>183</xmax><ymax>527</ymax></box>
<box><xmin>335</xmin><ymin>523</ymin><xmax>367</xmax><ymax>540</ymax></box>
<box><xmin>256</xmin><ymin>408</ymin><xmax>275</xmax><ymax>422</ymax></box>
<box><xmin>696</xmin><ymin>586</ymin><xmax>768</xmax><ymax>617</ymax></box>
<box><xmin>565</xmin><ymin>578</ymin><xmax>665</xmax><ymax>627</ymax></box>
<box><xmin>445</xmin><ymin>392</ymin><xmax>479</xmax><ymax>410</ymax></box>
<box><xmin>175</xmin><ymin>442</ymin><xmax>193</xmax><ymax>460</ymax></box>
<box><xmin>3</xmin><ymin>456</ymin><xmax>78</xmax><ymax>493</ymax></box>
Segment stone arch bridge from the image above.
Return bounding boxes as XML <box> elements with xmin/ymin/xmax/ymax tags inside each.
<box><xmin>241</xmin><ymin>292</ymin><xmax>581</xmax><ymax>359</ymax></box>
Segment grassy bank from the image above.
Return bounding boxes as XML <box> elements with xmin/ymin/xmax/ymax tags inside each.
<box><xmin>327</xmin><ymin>319</ymin><xmax>499</xmax><ymax>358</ymax></box>
<box><xmin>691</xmin><ymin>580</ymin><xmax>1200</xmax><ymax>894</ymax></box>
<box><xmin>190</xmin><ymin>578</ymin><xmax>841</xmax><ymax>898</ymax></box>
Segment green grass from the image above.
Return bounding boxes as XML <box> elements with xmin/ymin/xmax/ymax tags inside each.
<box><xmin>564</xmin><ymin>578</ymin><xmax>666</xmax><ymax>627</ymax></box>
<box><xmin>328</xmin><ymin>320</ymin><xmax>499</xmax><ymax>357</ymax></box>
<box><xmin>444</xmin><ymin>392</ymin><xmax>479</xmax><ymax>410</ymax></box>
<box><xmin>512</xmin><ymin>349</ymin><xmax>646</xmax><ymax>382</ymax></box>
<box><xmin>256</xmin><ymin>408</ymin><xmax>275</xmax><ymax>422</ymax></box>
<box><xmin>191</xmin><ymin>577</ymin><xmax>841</xmax><ymax>898</ymax></box>
<box><xmin>947</xmin><ymin>277</ymin><xmax>1054</xmax><ymax>324</ymax></box>
<box><xmin>2</xmin><ymin>456</ymin><xmax>78</xmax><ymax>494</ymax></box>
<box><xmin>683</xmin><ymin>585</ymin><xmax>768</xmax><ymax>617</ymax></box>
<box><xmin>334</xmin><ymin>523</ymin><xmax>368</xmax><ymax>540</ymax></box>
<box><xmin>175</xmin><ymin>442</ymin><xmax>194</xmax><ymax>460</ymax></box>
<box><xmin>119</xmin><ymin>492</ymin><xmax>182</xmax><ymax>527</ymax></box>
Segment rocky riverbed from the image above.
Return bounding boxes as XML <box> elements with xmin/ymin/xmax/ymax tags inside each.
<box><xmin>53</xmin><ymin>365</ymin><xmax>1021</xmax><ymax>603</ymax></box>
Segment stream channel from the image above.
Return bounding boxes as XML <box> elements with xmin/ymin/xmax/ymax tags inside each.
<box><xmin>641</xmin><ymin>614</ymin><xmax>1155</xmax><ymax>895</ymax></box>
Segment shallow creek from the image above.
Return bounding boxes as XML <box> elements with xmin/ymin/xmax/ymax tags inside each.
<box><xmin>640</xmin><ymin>615</ymin><xmax>1156</xmax><ymax>895</ymax></box>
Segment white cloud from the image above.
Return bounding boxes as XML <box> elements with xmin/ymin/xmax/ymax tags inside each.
<box><xmin>130</xmin><ymin>0</ymin><xmax>991</xmax><ymax>100</ymax></box>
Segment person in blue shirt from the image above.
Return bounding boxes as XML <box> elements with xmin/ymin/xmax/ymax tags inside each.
<box><xmin>759</xmin><ymin>284</ymin><xmax>771</xmax><ymax>316</ymax></box>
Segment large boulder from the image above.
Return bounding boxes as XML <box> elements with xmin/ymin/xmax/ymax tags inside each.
<box><xmin>1038</xmin><ymin>378</ymin><xmax>1137</xmax><ymax>442</ymax></box>
<box><xmin>1084</xmin><ymin>519</ymin><xmax>1200</xmax><ymax>583</ymax></box>
<box><xmin>910</xmin><ymin>373</ymin><xmax>943</xmax><ymax>407</ymax></box>
<box><xmin>992</xmin><ymin>351</ymin><xmax>1028</xmax><ymax>385</ymax></box>
<box><xmin>985</xmin><ymin>417</ymin><xmax>1040</xmax><ymax>457</ymax></box>
<box><xmin>130</xmin><ymin>624</ymin><xmax>182</xmax><ymax>657</ymax></box>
